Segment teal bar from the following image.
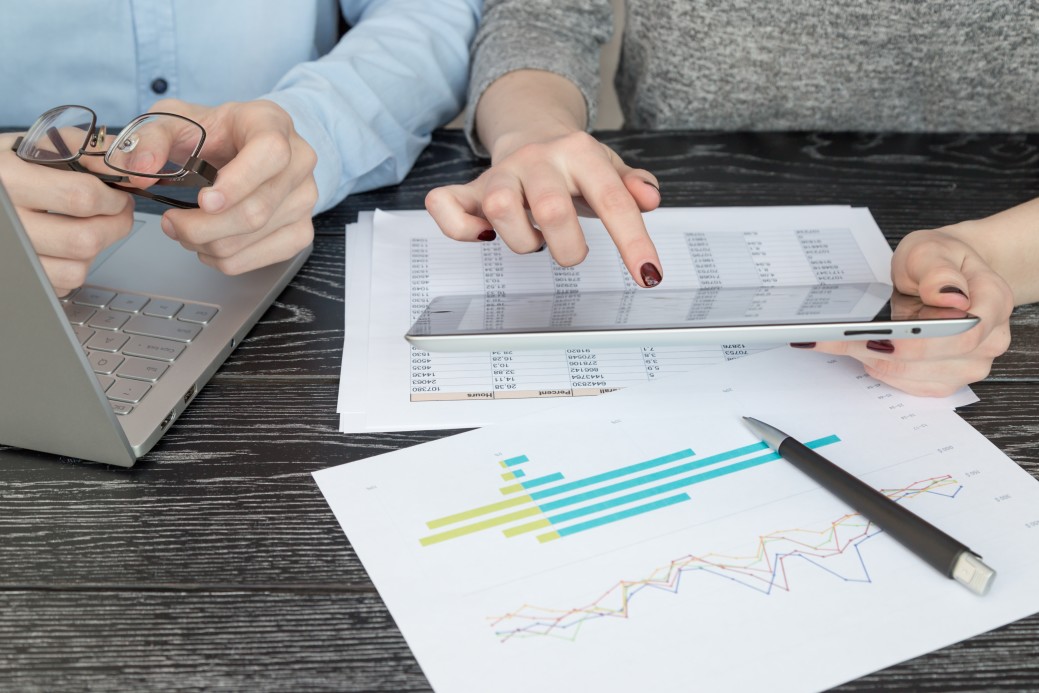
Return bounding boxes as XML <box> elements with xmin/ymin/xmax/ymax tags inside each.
<box><xmin>538</xmin><ymin>436</ymin><xmax>837</xmax><ymax>513</ymax></box>
<box><xmin>512</xmin><ymin>469</ymin><xmax>526</xmax><ymax>478</ymax></box>
<box><xmin>520</xmin><ymin>473</ymin><xmax>565</xmax><ymax>489</ymax></box>
<box><xmin>529</xmin><ymin>448</ymin><xmax>697</xmax><ymax>501</ymax></box>
<box><xmin>556</xmin><ymin>494</ymin><xmax>691</xmax><ymax>537</ymax></box>
<box><xmin>535</xmin><ymin>441</ymin><xmax>769</xmax><ymax>508</ymax></box>
<box><xmin>503</xmin><ymin>455</ymin><xmax>529</xmax><ymax>467</ymax></box>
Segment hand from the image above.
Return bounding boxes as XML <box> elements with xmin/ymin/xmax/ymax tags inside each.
<box><xmin>807</xmin><ymin>225</ymin><xmax>1014</xmax><ymax>396</ymax></box>
<box><xmin>425</xmin><ymin>130</ymin><xmax>665</xmax><ymax>287</ymax></box>
<box><xmin>144</xmin><ymin>99</ymin><xmax>318</xmax><ymax>274</ymax></box>
<box><xmin>0</xmin><ymin>132</ymin><xmax>135</xmax><ymax>296</ymax></box>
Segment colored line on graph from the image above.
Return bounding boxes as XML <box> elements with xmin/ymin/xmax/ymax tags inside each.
<box><xmin>499</xmin><ymin>455</ymin><xmax>529</xmax><ymax>468</ymax></box>
<box><xmin>490</xmin><ymin>475</ymin><xmax>961</xmax><ymax>642</ymax></box>
<box><xmin>537</xmin><ymin>494</ymin><xmax>691</xmax><ymax>543</ymax></box>
<box><xmin>501</xmin><ymin>470</ymin><xmax>526</xmax><ymax>481</ymax></box>
<box><xmin>420</xmin><ymin>506</ymin><xmax>542</xmax><ymax>546</ymax></box>
<box><xmin>500</xmin><ymin>473</ymin><xmax>566</xmax><ymax>495</ymax></box>
<box><xmin>426</xmin><ymin>494</ymin><xmax>532</xmax><ymax>530</ymax></box>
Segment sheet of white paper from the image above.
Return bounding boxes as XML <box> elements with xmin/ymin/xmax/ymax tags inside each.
<box><xmin>357</xmin><ymin>206</ymin><xmax>913</xmax><ymax>431</ymax></box>
<box><xmin>338</xmin><ymin>212</ymin><xmax>375</xmax><ymax>430</ymax></box>
<box><xmin>315</xmin><ymin>348</ymin><xmax>1036</xmax><ymax>693</ymax></box>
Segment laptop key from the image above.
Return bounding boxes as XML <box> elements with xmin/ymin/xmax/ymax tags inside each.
<box><xmin>96</xmin><ymin>374</ymin><xmax>115</xmax><ymax>391</ymax></box>
<box><xmin>116</xmin><ymin>356</ymin><xmax>169</xmax><ymax>382</ymax></box>
<box><xmin>143</xmin><ymin>299</ymin><xmax>183</xmax><ymax>319</ymax></box>
<box><xmin>72</xmin><ymin>325</ymin><xmax>95</xmax><ymax>345</ymax></box>
<box><xmin>71</xmin><ymin>287</ymin><xmax>117</xmax><ymax>308</ymax></box>
<box><xmin>85</xmin><ymin>332</ymin><xmax>130</xmax><ymax>352</ymax></box>
<box><xmin>107</xmin><ymin>378</ymin><xmax>151</xmax><ymax>404</ymax></box>
<box><xmin>87</xmin><ymin>309</ymin><xmax>131</xmax><ymax>331</ymax></box>
<box><xmin>109</xmin><ymin>293</ymin><xmax>150</xmax><ymax>313</ymax></box>
<box><xmin>124</xmin><ymin>315</ymin><xmax>202</xmax><ymax>343</ymax></box>
<box><xmin>178</xmin><ymin>303</ymin><xmax>219</xmax><ymax>324</ymax></box>
<box><xmin>122</xmin><ymin>335</ymin><xmax>186</xmax><ymax>362</ymax></box>
<box><xmin>110</xmin><ymin>401</ymin><xmax>134</xmax><ymax>416</ymax></box>
<box><xmin>88</xmin><ymin>351</ymin><xmax>124</xmax><ymax>375</ymax></box>
<box><xmin>63</xmin><ymin>303</ymin><xmax>95</xmax><ymax>324</ymax></box>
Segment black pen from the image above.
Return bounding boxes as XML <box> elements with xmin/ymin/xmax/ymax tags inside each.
<box><xmin>742</xmin><ymin>416</ymin><xmax>996</xmax><ymax>595</ymax></box>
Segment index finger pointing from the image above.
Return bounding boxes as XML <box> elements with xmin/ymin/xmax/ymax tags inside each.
<box><xmin>572</xmin><ymin>161</ymin><xmax>661</xmax><ymax>287</ymax></box>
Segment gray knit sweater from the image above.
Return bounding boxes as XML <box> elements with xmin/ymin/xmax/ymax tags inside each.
<box><xmin>466</xmin><ymin>0</ymin><xmax>1039</xmax><ymax>155</ymax></box>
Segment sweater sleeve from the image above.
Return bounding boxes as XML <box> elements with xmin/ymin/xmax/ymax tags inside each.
<box><xmin>464</xmin><ymin>0</ymin><xmax>614</xmax><ymax>158</ymax></box>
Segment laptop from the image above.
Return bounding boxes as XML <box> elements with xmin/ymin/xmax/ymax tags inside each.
<box><xmin>0</xmin><ymin>179</ymin><xmax>311</xmax><ymax>467</ymax></box>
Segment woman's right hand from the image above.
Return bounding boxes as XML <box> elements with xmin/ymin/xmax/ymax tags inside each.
<box><xmin>425</xmin><ymin>70</ymin><xmax>665</xmax><ymax>288</ymax></box>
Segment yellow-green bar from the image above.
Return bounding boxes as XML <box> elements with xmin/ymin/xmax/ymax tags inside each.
<box><xmin>420</xmin><ymin>506</ymin><xmax>543</xmax><ymax>546</ymax></box>
<box><xmin>537</xmin><ymin>531</ymin><xmax>562</xmax><ymax>543</ymax></box>
<box><xmin>501</xmin><ymin>472</ymin><xmax>518</xmax><ymax>481</ymax></box>
<box><xmin>426</xmin><ymin>494</ymin><xmax>533</xmax><ymax>529</ymax></box>
<box><xmin>499</xmin><ymin>483</ymin><xmax>524</xmax><ymax>495</ymax></box>
<box><xmin>503</xmin><ymin>518</ymin><xmax>551</xmax><ymax>537</ymax></box>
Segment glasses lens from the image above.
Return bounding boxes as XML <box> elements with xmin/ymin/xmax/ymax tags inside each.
<box><xmin>17</xmin><ymin>105</ymin><xmax>95</xmax><ymax>163</ymax></box>
<box><xmin>105</xmin><ymin>114</ymin><xmax>205</xmax><ymax>177</ymax></box>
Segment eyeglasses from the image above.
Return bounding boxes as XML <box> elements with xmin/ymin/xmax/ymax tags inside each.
<box><xmin>11</xmin><ymin>104</ymin><xmax>219</xmax><ymax>209</ymax></box>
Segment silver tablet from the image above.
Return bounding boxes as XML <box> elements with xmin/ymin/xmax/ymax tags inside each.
<box><xmin>405</xmin><ymin>283</ymin><xmax>979</xmax><ymax>352</ymax></box>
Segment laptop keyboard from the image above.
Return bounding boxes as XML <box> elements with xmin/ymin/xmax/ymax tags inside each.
<box><xmin>60</xmin><ymin>286</ymin><xmax>219</xmax><ymax>416</ymax></box>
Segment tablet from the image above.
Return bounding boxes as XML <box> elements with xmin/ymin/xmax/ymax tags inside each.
<box><xmin>405</xmin><ymin>283</ymin><xmax>979</xmax><ymax>352</ymax></box>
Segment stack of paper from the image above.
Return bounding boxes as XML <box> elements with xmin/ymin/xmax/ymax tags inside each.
<box><xmin>338</xmin><ymin>206</ymin><xmax>896</xmax><ymax>432</ymax></box>
<box><xmin>318</xmin><ymin>206</ymin><xmax>1039</xmax><ymax>692</ymax></box>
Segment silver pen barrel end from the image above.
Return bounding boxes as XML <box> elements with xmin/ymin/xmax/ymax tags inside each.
<box><xmin>952</xmin><ymin>552</ymin><xmax>996</xmax><ymax>596</ymax></box>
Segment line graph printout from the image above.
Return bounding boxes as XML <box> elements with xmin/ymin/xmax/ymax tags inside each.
<box><xmin>316</xmin><ymin>349</ymin><xmax>1039</xmax><ymax>693</ymax></box>
<box><xmin>340</xmin><ymin>206</ymin><xmax>896</xmax><ymax>432</ymax></box>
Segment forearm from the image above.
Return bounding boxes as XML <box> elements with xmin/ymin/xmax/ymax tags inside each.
<box><xmin>948</xmin><ymin>197</ymin><xmax>1039</xmax><ymax>305</ymax></box>
<box><xmin>475</xmin><ymin>69</ymin><xmax>589</xmax><ymax>162</ymax></box>
<box><xmin>264</xmin><ymin>0</ymin><xmax>479</xmax><ymax>212</ymax></box>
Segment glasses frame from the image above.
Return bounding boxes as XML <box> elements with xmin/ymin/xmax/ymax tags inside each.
<box><xmin>11</xmin><ymin>105</ymin><xmax>219</xmax><ymax>210</ymax></box>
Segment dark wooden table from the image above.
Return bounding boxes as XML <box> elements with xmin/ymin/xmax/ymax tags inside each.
<box><xmin>3</xmin><ymin>130</ymin><xmax>1039</xmax><ymax>692</ymax></box>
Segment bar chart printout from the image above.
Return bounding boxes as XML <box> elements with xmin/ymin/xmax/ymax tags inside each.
<box><xmin>315</xmin><ymin>349</ymin><xmax>1039</xmax><ymax>693</ymax></box>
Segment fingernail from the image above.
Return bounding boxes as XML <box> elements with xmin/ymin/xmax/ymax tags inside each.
<box><xmin>160</xmin><ymin>214</ymin><xmax>177</xmax><ymax>240</ymax></box>
<box><xmin>940</xmin><ymin>285</ymin><xmax>968</xmax><ymax>297</ymax></box>
<box><xmin>199</xmin><ymin>189</ymin><xmax>225</xmax><ymax>213</ymax></box>
<box><xmin>640</xmin><ymin>262</ymin><xmax>662</xmax><ymax>287</ymax></box>
<box><xmin>642</xmin><ymin>179</ymin><xmax>660</xmax><ymax>192</ymax></box>
<box><xmin>866</xmin><ymin>339</ymin><xmax>895</xmax><ymax>353</ymax></box>
<box><xmin>789</xmin><ymin>342</ymin><xmax>816</xmax><ymax>349</ymax></box>
<box><xmin>477</xmin><ymin>229</ymin><xmax>496</xmax><ymax>241</ymax></box>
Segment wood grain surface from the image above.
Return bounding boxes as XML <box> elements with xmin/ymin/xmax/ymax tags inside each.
<box><xmin>2</xmin><ymin>130</ymin><xmax>1038</xmax><ymax>692</ymax></box>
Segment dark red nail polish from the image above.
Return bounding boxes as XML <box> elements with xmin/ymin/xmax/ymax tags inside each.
<box><xmin>866</xmin><ymin>340</ymin><xmax>895</xmax><ymax>353</ymax></box>
<box><xmin>477</xmin><ymin>229</ymin><xmax>496</xmax><ymax>241</ymax></box>
<box><xmin>940</xmin><ymin>285</ymin><xmax>967</xmax><ymax>297</ymax></box>
<box><xmin>789</xmin><ymin>342</ymin><xmax>816</xmax><ymax>349</ymax></box>
<box><xmin>640</xmin><ymin>262</ymin><xmax>662</xmax><ymax>287</ymax></box>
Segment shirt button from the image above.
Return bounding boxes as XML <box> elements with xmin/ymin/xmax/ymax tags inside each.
<box><xmin>150</xmin><ymin>78</ymin><xmax>169</xmax><ymax>94</ymax></box>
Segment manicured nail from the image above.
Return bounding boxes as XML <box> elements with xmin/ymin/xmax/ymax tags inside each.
<box><xmin>160</xmin><ymin>214</ymin><xmax>177</xmax><ymax>240</ymax></box>
<box><xmin>789</xmin><ymin>342</ymin><xmax>816</xmax><ymax>349</ymax></box>
<box><xmin>199</xmin><ymin>189</ymin><xmax>226</xmax><ymax>213</ymax></box>
<box><xmin>642</xmin><ymin>179</ymin><xmax>660</xmax><ymax>192</ymax></box>
<box><xmin>940</xmin><ymin>285</ymin><xmax>968</xmax><ymax>297</ymax></box>
<box><xmin>866</xmin><ymin>340</ymin><xmax>895</xmax><ymax>353</ymax></box>
<box><xmin>640</xmin><ymin>262</ymin><xmax>662</xmax><ymax>287</ymax></box>
<box><xmin>477</xmin><ymin>229</ymin><xmax>496</xmax><ymax>241</ymax></box>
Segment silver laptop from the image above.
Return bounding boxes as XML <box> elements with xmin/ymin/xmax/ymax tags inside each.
<box><xmin>0</xmin><ymin>180</ymin><xmax>310</xmax><ymax>466</ymax></box>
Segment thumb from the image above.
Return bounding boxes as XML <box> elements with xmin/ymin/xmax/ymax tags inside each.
<box><xmin>892</xmin><ymin>236</ymin><xmax>971</xmax><ymax>310</ymax></box>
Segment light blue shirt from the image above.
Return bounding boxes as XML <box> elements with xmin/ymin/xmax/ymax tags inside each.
<box><xmin>0</xmin><ymin>0</ymin><xmax>481</xmax><ymax>213</ymax></box>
